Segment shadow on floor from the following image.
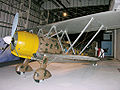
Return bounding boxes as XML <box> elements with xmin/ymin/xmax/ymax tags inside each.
<box><xmin>0</xmin><ymin>59</ymin><xmax>24</xmax><ymax>67</ymax></box>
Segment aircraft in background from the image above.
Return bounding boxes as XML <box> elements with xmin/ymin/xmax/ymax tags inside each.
<box><xmin>8</xmin><ymin>9</ymin><xmax>120</xmax><ymax>83</ymax></box>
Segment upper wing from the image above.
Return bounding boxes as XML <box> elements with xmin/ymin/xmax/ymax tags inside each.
<box><xmin>41</xmin><ymin>11</ymin><xmax>120</xmax><ymax>34</ymax></box>
<box><xmin>46</xmin><ymin>54</ymin><xmax>99</xmax><ymax>63</ymax></box>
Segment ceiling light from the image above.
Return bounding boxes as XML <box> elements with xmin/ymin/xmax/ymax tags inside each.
<box><xmin>63</xmin><ymin>12</ymin><xmax>67</xmax><ymax>17</ymax></box>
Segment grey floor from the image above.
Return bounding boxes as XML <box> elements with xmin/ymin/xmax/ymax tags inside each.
<box><xmin>0</xmin><ymin>59</ymin><xmax>120</xmax><ymax>90</ymax></box>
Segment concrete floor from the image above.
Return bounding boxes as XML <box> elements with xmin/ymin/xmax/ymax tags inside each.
<box><xmin>0</xmin><ymin>59</ymin><xmax>120</xmax><ymax>90</ymax></box>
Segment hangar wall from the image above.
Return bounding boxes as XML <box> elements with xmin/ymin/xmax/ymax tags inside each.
<box><xmin>116</xmin><ymin>30</ymin><xmax>120</xmax><ymax>60</ymax></box>
<box><xmin>0</xmin><ymin>0</ymin><xmax>41</xmax><ymax>38</ymax></box>
<box><xmin>111</xmin><ymin>0</ymin><xmax>120</xmax><ymax>60</ymax></box>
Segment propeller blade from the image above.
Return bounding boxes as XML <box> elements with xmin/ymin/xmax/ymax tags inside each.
<box><xmin>10</xmin><ymin>13</ymin><xmax>19</xmax><ymax>56</ymax></box>
<box><xmin>1</xmin><ymin>44</ymin><xmax>9</xmax><ymax>54</ymax></box>
<box><xmin>11</xmin><ymin>13</ymin><xmax>19</xmax><ymax>38</ymax></box>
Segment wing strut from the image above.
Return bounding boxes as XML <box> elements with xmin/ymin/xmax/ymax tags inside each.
<box><xmin>48</xmin><ymin>30</ymin><xmax>63</xmax><ymax>38</ymax></box>
<box><xmin>64</xmin><ymin>30</ymin><xmax>75</xmax><ymax>54</ymax></box>
<box><xmin>45</xmin><ymin>26</ymin><xmax>76</xmax><ymax>54</ymax></box>
<box><xmin>45</xmin><ymin>25</ymin><xmax>64</xmax><ymax>51</ymax></box>
<box><xmin>79</xmin><ymin>25</ymin><xmax>104</xmax><ymax>55</ymax></box>
<box><xmin>59</xmin><ymin>30</ymin><xmax>76</xmax><ymax>54</ymax></box>
<box><xmin>65</xmin><ymin>17</ymin><xmax>94</xmax><ymax>54</ymax></box>
<box><xmin>37</xmin><ymin>28</ymin><xmax>44</xmax><ymax>37</ymax></box>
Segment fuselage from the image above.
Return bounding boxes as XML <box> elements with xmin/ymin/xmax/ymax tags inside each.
<box><xmin>10</xmin><ymin>31</ymin><xmax>62</xmax><ymax>59</ymax></box>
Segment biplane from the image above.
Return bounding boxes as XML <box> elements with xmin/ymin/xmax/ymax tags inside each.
<box><xmin>7</xmin><ymin>10</ymin><xmax>120</xmax><ymax>83</ymax></box>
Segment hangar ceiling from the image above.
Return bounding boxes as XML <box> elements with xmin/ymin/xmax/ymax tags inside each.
<box><xmin>34</xmin><ymin>0</ymin><xmax>111</xmax><ymax>9</ymax></box>
<box><xmin>0</xmin><ymin>0</ymin><xmax>112</xmax><ymax>37</ymax></box>
<box><xmin>32</xmin><ymin>0</ymin><xmax>112</xmax><ymax>24</ymax></box>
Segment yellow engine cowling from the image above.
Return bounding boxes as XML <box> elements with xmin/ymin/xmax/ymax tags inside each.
<box><xmin>10</xmin><ymin>31</ymin><xmax>39</xmax><ymax>59</ymax></box>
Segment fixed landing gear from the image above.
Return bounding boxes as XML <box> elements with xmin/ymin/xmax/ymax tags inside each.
<box><xmin>16</xmin><ymin>55</ymin><xmax>52</xmax><ymax>83</ymax></box>
<box><xmin>92</xmin><ymin>61</ymin><xmax>98</xmax><ymax>66</ymax></box>
<box><xmin>33</xmin><ymin>68</ymin><xmax>51</xmax><ymax>83</ymax></box>
<box><xmin>33</xmin><ymin>55</ymin><xmax>51</xmax><ymax>83</ymax></box>
<box><xmin>16</xmin><ymin>59</ymin><xmax>33</xmax><ymax>75</ymax></box>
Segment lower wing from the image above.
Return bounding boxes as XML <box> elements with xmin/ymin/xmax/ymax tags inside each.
<box><xmin>46</xmin><ymin>54</ymin><xmax>99</xmax><ymax>63</ymax></box>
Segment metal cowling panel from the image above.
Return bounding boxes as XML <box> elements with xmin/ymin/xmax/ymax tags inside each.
<box><xmin>11</xmin><ymin>31</ymin><xmax>39</xmax><ymax>59</ymax></box>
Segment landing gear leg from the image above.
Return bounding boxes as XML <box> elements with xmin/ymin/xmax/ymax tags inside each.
<box><xmin>33</xmin><ymin>55</ymin><xmax>51</xmax><ymax>83</ymax></box>
<box><xmin>16</xmin><ymin>59</ymin><xmax>33</xmax><ymax>75</ymax></box>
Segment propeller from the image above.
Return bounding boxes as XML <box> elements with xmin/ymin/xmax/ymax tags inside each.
<box><xmin>11</xmin><ymin>13</ymin><xmax>19</xmax><ymax>39</ymax></box>
<box><xmin>1</xmin><ymin>13</ymin><xmax>19</xmax><ymax>54</ymax></box>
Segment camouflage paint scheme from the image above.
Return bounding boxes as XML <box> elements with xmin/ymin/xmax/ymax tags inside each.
<box><xmin>38</xmin><ymin>37</ymin><xmax>62</xmax><ymax>54</ymax></box>
<box><xmin>12</xmin><ymin>31</ymin><xmax>99</xmax><ymax>83</ymax></box>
